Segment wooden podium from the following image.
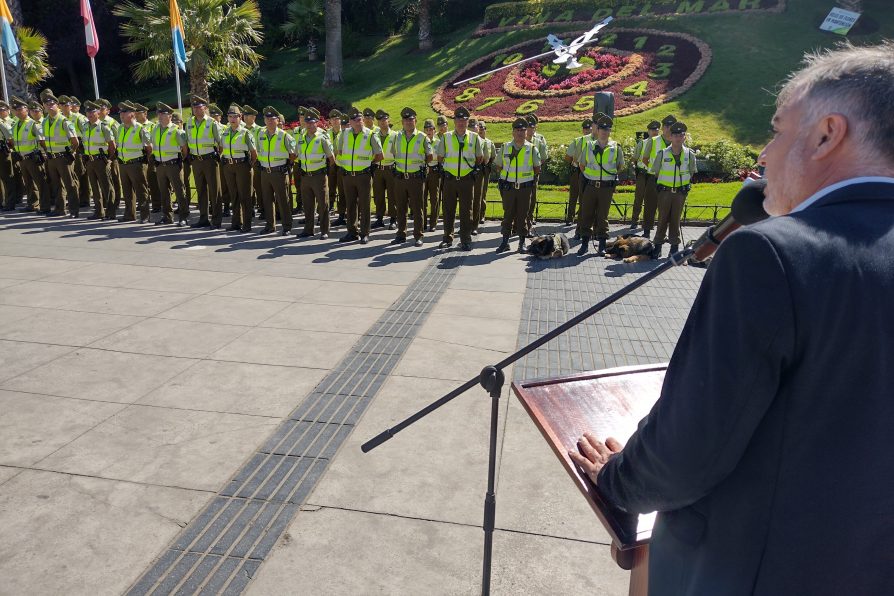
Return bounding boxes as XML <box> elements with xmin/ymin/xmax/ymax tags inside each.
<box><xmin>511</xmin><ymin>364</ymin><xmax>666</xmax><ymax>596</ymax></box>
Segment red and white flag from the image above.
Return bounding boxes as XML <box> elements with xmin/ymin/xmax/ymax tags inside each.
<box><xmin>81</xmin><ymin>0</ymin><xmax>99</xmax><ymax>58</ymax></box>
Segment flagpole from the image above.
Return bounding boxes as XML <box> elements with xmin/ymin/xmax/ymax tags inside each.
<box><xmin>0</xmin><ymin>47</ymin><xmax>8</xmax><ymax>103</ymax></box>
<box><xmin>174</xmin><ymin>62</ymin><xmax>182</xmax><ymax>112</ymax></box>
<box><xmin>90</xmin><ymin>57</ymin><xmax>99</xmax><ymax>99</ymax></box>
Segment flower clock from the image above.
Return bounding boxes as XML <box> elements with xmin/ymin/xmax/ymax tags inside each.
<box><xmin>433</xmin><ymin>28</ymin><xmax>712</xmax><ymax>122</ymax></box>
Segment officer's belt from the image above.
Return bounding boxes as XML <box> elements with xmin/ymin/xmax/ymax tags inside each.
<box><xmin>395</xmin><ymin>169</ymin><xmax>425</xmax><ymax>179</ymax></box>
<box><xmin>259</xmin><ymin>163</ymin><xmax>289</xmax><ymax>174</ymax></box>
<box><xmin>583</xmin><ymin>178</ymin><xmax>617</xmax><ymax>188</ymax></box>
<box><xmin>192</xmin><ymin>152</ymin><xmax>217</xmax><ymax>161</ymax></box>
<box><xmin>302</xmin><ymin>167</ymin><xmax>327</xmax><ymax>176</ymax></box>
<box><xmin>657</xmin><ymin>184</ymin><xmax>691</xmax><ymax>193</ymax></box>
<box><xmin>342</xmin><ymin>167</ymin><xmax>372</xmax><ymax>177</ymax></box>
<box><xmin>444</xmin><ymin>171</ymin><xmax>475</xmax><ymax>181</ymax></box>
<box><xmin>119</xmin><ymin>156</ymin><xmax>145</xmax><ymax>165</ymax></box>
<box><xmin>156</xmin><ymin>157</ymin><xmax>182</xmax><ymax>165</ymax></box>
<box><xmin>221</xmin><ymin>157</ymin><xmax>248</xmax><ymax>165</ymax></box>
<box><xmin>46</xmin><ymin>151</ymin><xmax>69</xmax><ymax>159</ymax></box>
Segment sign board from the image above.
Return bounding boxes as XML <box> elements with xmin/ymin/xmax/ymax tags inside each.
<box><xmin>819</xmin><ymin>7</ymin><xmax>861</xmax><ymax>35</ymax></box>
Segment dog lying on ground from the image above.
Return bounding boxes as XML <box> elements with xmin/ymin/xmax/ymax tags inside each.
<box><xmin>528</xmin><ymin>233</ymin><xmax>570</xmax><ymax>259</ymax></box>
<box><xmin>604</xmin><ymin>235</ymin><xmax>655</xmax><ymax>263</ymax></box>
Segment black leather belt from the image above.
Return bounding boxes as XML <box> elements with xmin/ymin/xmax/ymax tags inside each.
<box><xmin>192</xmin><ymin>153</ymin><xmax>217</xmax><ymax>161</ymax></box>
<box><xmin>83</xmin><ymin>154</ymin><xmax>107</xmax><ymax>162</ymax></box>
<box><xmin>303</xmin><ymin>168</ymin><xmax>327</xmax><ymax>176</ymax></box>
<box><xmin>47</xmin><ymin>151</ymin><xmax>69</xmax><ymax>159</ymax></box>
<box><xmin>342</xmin><ymin>168</ymin><xmax>372</xmax><ymax>177</ymax></box>
<box><xmin>119</xmin><ymin>157</ymin><xmax>145</xmax><ymax>165</ymax></box>
<box><xmin>657</xmin><ymin>184</ymin><xmax>691</xmax><ymax>193</ymax></box>
<box><xmin>259</xmin><ymin>164</ymin><xmax>288</xmax><ymax>174</ymax></box>
<box><xmin>156</xmin><ymin>158</ymin><xmax>182</xmax><ymax>165</ymax></box>
<box><xmin>585</xmin><ymin>179</ymin><xmax>617</xmax><ymax>188</ymax></box>
<box><xmin>499</xmin><ymin>180</ymin><xmax>534</xmax><ymax>190</ymax></box>
<box><xmin>444</xmin><ymin>172</ymin><xmax>475</xmax><ymax>181</ymax></box>
<box><xmin>395</xmin><ymin>170</ymin><xmax>425</xmax><ymax>179</ymax></box>
<box><xmin>222</xmin><ymin>157</ymin><xmax>248</xmax><ymax>164</ymax></box>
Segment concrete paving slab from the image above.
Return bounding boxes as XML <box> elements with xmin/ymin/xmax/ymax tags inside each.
<box><xmin>0</xmin><ymin>469</ymin><xmax>209</xmax><ymax>596</ymax></box>
<box><xmin>208</xmin><ymin>274</ymin><xmax>325</xmax><ymax>303</ymax></box>
<box><xmin>38</xmin><ymin>404</ymin><xmax>281</xmax><ymax>491</ymax></box>
<box><xmin>1</xmin><ymin>348</ymin><xmax>197</xmax><ymax>405</ymax></box>
<box><xmin>0</xmin><ymin>390</ymin><xmax>125</xmax><ymax>467</ymax></box>
<box><xmin>39</xmin><ymin>262</ymin><xmax>165</xmax><ymax>288</ymax></box>
<box><xmin>0</xmin><ymin>280</ymin><xmax>194</xmax><ymax>317</ymax></box>
<box><xmin>306</xmin><ymin>374</ymin><xmax>501</xmax><ymax>526</ymax></box>
<box><xmin>90</xmin><ymin>318</ymin><xmax>248</xmax><ymax>359</ymax></box>
<box><xmin>0</xmin><ymin>339</ymin><xmax>74</xmax><ymax>383</ymax></box>
<box><xmin>154</xmin><ymin>294</ymin><xmax>290</xmax><ymax>327</ymax></box>
<box><xmin>123</xmin><ymin>267</ymin><xmax>246</xmax><ymax>295</ymax></box>
<box><xmin>300</xmin><ymin>280</ymin><xmax>406</xmax><ymax>309</ymax></box>
<box><xmin>260</xmin><ymin>302</ymin><xmax>383</xmax><ymax>335</ymax></box>
<box><xmin>137</xmin><ymin>360</ymin><xmax>327</xmax><ymax>418</ymax></box>
<box><xmin>0</xmin><ymin>308</ymin><xmax>141</xmax><ymax>346</ymax></box>
<box><xmin>245</xmin><ymin>507</ymin><xmax>481</xmax><ymax>595</ymax></box>
<box><xmin>210</xmin><ymin>328</ymin><xmax>359</xmax><ymax>369</ymax></box>
<box><xmin>0</xmin><ymin>465</ymin><xmax>20</xmax><ymax>485</ymax></box>
<box><xmin>417</xmin><ymin>313</ymin><xmax>521</xmax><ymax>353</ymax></box>
<box><xmin>431</xmin><ymin>288</ymin><xmax>526</xmax><ymax>321</ymax></box>
<box><xmin>0</xmin><ymin>255</ymin><xmax>91</xmax><ymax>280</ymax></box>
<box><xmin>392</xmin><ymin>336</ymin><xmax>509</xmax><ymax>382</ymax></box>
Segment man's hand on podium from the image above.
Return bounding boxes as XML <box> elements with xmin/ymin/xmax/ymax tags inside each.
<box><xmin>569</xmin><ymin>433</ymin><xmax>623</xmax><ymax>485</ymax></box>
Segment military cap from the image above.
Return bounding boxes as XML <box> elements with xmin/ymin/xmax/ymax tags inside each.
<box><xmin>156</xmin><ymin>102</ymin><xmax>175</xmax><ymax>114</ymax></box>
<box><xmin>340</xmin><ymin>114</ymin><xmax>349</xmax><ymax>125</ymax></box>
<box><xmin>83</xmin><ymin>101</ymin><xmax>100</xmax><ymax>112</ymax></box>
<box><xmin>328</xmin><ymin>108</ymin><xmax>342</xmax><ymax>119</ymax></box>
<box><xmin>296</xmin><ymin>106</ymin><xmax>307</xmax><ymax>116</ymax></box>
<box><xmin>581</xmin><ymin>118</ymin><xmax>593</xmax><ymax>128</ymax></box>
<box><xmin>0</xmin><ymin>100</ymin><xmax>8</xmax><ymax>110</ymax></box>
<box><xmin>661</xmin><ymin>114</ymin><xmax>677</xmax><ymax>126</ymax></box>
<box><xmin>28</xmin><ymin>101</ymin><xmax>43</xmax><ymax>111</ymax></box>
<box><xmin>375</xmin><ymin>109</ymin><xmax>389</xmax><ymax>120</ymax></box>
<box><xmin>400</xmin><ymin>107</ymin><xmax>416</xmax><ymax>119</ymax></box>
<box><xmin>97</xmin><ymin>98</ymin><xmax>112</xmax><ymax>109</ymax></box>
<box><xmin>362</xmin><ymin>107</ymin><xmax>375</xmax><ymax>118</ymax></box>
<box><xmin>596</xmin><ymin>115</ymin><xmax>613</xmax><ymax>129</ymax></box>
<box><xmin>242</xmin><ymin>105</ymin><xmax>258</xmax><ymax>116</ymax></box>
<box><xmin>172</xmin><ymin>113</ymin><xmax>183</xmax><ymax>124</ymax></box>
<box><xmin>468</xmin><ymin>117</ymin><xmax>478</xmax><ymax>128</ymax></box>
<box><xmin>670</xmin><ymin>121</ymin><xmax>688</xmax><ymax>134</ymax></box>
<box><xmin>208</xmin><ymin>103</ymin><xmax>222</xmax><ymax>116</ymax></box>
<box><xmin>118</xmin><ymin>101</ymin><xmax>136</xmax><ymax>113</ymax></box>
<box><xmin>227</xmin><ymin>104</ymin><xmax>243</xmax><ymax>116</ymax></box>
<box><xmin>190</xmin><ymin>95</ymin><xmax>208</xmax><ymax>107</ymax></box>
<box><xmin>305</xmin><ymin>107</ymin><xmax>320</xmax><ymax>122</ymax></box>
<box><xmin>525</xmin><ymin>113</ymin><xmax>539</xmax><ymax>125</ymax></box>
<box><xmin>347</xmin><ymin>106</ymin><xmax>363</xmax><ymax>119</ymax></box>
<box><xmin>69</xmin><ymin>96</ymin><xmax>81</xmax><ymax>107</ymax></box>
<box><xmin>39</xmin><ymin>88</ymin><xmax>57</xmax><ymax>103</ymax></box>
<box><xmin>436</xmin><ymin>114</ymin><xmax>448</xmax><ymax>126</ymax></box>
<box><xmin>423</xmin><ymin>118</ymin><xmax>435</xmax><ymax>129</ymax></box>
<box><xmin>477</xmin><ymin>121</ymin><xmax>487</xmax><ymax>130</ymax></box>
<box><xmin>133</xmin><ymin>103</ymin><xmax>149</xmax><ymax>113</ymax></box>
<box><xmin>262</xmin><ymin>106</ymin><xmax>279</xmax><ymax>119</ymax></box>
<box><xmin>277</xmin><ymin>111</ymin><xmax>285</xmax><ymax>121</ymax></box>
<box><xmin>454</xmin><ymin>106</ymin><xmax>470</xmax><ymax>119</ymax></box>
<box><xmin>512</xmin><ymin>117</ymin><xmax>528</xmax><ymax>129</ymax></box>
<box><xmin>57</xmin><ymin>95</ymin><xmax>71</xmax><ymax>104</ymax></box>
<box><xmin>647</xmin><ymin>120</ymin><xmax>661</xmax><ymax>130</ymax></box>
<box><xmin>10</xmin><ymin>96</ymin><xmax>27</xmax><ymax>109</ymax></box>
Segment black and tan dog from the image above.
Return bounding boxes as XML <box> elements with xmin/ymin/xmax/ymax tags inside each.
<box><xmin>528</xmin><ymin>233</ymin><xmax>571</xmax><ymax>259</ymax></box>
<box><xmin>604</xmin><ymin>235</ymin><xmax>655</xmax><ymax>263</ymax></box>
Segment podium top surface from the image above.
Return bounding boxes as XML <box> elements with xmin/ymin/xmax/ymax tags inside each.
<box><xmin>512</xmin><ymin>364</ymin><xmax>666</xmax><ymax>549</ymax></box>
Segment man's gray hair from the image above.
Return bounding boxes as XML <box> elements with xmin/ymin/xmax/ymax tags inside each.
<box><xmin>778</xmin><ymin>41</ymin><xmax>894</xmax><ymax>164</ymax></box>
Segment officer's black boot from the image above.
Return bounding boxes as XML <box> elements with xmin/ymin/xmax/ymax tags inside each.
<box><xmin>670</xmin><ymin>243</ymin><xmax>680</xmax><ymax>255</ymax></box>
<box><xmin>642</xmin><ymin>228</ymin><xmax>651</xmax><ymax>239</ymax></box>
<box><xmin>517</xmin><ymin>238</ymin><xmax>526</xmax><ymax>254</ymax></box>
<box><xmin>650</xmin><ymin>243</ymin><xmax>663</xmax><ymax>259</ymax></box>
<box><xmin>597</xmin><ymin>238</ymin><xmax>606</xmax><ymax>256</ymax></box>
<box><xmin>496</xmin><ymin>235</ymin><xmax>510</xmax><ymax>253</ymax></box>
<box><xmin>577</xmin><ymin>237</ymin><xmax>590</xmax><ymax>256</ymax></box>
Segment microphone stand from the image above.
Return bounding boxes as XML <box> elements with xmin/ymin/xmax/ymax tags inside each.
<box><xmin>362</xmin><ymin>247</ymin><xmax>696</xmax><ymax>595</ymax></box>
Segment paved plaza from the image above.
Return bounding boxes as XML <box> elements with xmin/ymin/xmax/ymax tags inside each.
<box><xmin>0</xmin><ymin>211</ymin><xmax>705</xmax><ymax>595</ymax></box>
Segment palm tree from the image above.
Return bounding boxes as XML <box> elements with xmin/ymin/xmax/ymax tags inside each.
<box><xmin>323</xmin><ymin>0</ymin><xmax>343</xmax><ymax>87</ymax></box>
<box><xmin>391</xmin><ymin>0</ymin><xmax>433</xmax><ymax>52</ymax></box>
<box><xmin>17</xmin><ymin>27</ymin><xmax>53</xmax><ymax>87</ymax></box>
<box><xmin>282</xmin><ymin>0</ymin><xmax>324</xmax><ymax>61</ymax></box>
<box><xmin>114</xmin><ymin>0</ymin><xmax>263</xmax><ymax>99</ymax></box>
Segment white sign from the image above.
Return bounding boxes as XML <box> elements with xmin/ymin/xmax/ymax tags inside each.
<box><xmin>819</xmin><ymin>7</ymin><xmax>861</xmax><ymax>35</ymax></box>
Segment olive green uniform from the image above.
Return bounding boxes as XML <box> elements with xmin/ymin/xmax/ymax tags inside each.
<box><xmin>372</xmin><ymin>127</ymin><xmax>398</xmax><ymax>226</ymax></box>
<box><xmin>436</xmin><ymin>130</ymin><xmax>483</xmax><ymax>246</ymax></box>
<box><xmin>651</xmin><ymin>145</ymin><xmax>698</xmax><ymax>247</ymax></box>
<box><xmin>11</xmin><ymin>116</ymin><xmax>45</xmax><ymax>211</ymax></box>
<box><xmin>220</xmin><ymin>124</ymin><xmax>257</xmax><ymax>231</ymax></box>
<box><xmin>79</xmin><ymin>119</ymin><xmax>115</xmax><ymax>219</ymax></box>
<box><xmin>579</xmin><ymin>138</ymin><xmax>624</xmax><ymax>240</ymax></box>
<box><xmin>0</xmin><ymin>115</ymin><xmax>19</xmax><ymax>210</ymax></box>
<box><xmin>152</xmin><ymin>122</ymin><xmax>188</xmax><ymax>224</ymax></box>
<box><xmin>185</xmin><ymin>114</ymin><xmax>223</xmax><ymax>227</ymax></box>
<box><xmin>113</xmin><ymin>122</ymin><xmax>152</xmax><ymax>221</ymax></box>
<box><xmin>336</xmin><ymin>127</ymin><xmax>383</xmax><ymax>238</ymax></box>
<box><xmin>297</xmin><ymin>128</ymin><xmax>334</xmax><ymax>236</ymax></box>
<box><xmin>391</xmin><ymin>128</ymin><xmax>432</xmax><ymax>241</ymax></box>
<box><xmin>256</xmin><ymin>126</ymin><xmax>297</xmax><ymax>234</ymax></box>
<box><xmin>41</xmin><ymin>112</ymin><xmax>79</xmax><ymax>216</ymax></box>
<box><xmin>473</xmin><ymin>135</ymin><xmax>495</xmax><ymax>230</ymax></box>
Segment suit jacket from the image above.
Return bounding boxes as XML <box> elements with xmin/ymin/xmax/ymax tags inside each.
<box><xmin>597</xmin><ymin>181</ymin><xmax>894</xmax><ymax>595</ymax></box>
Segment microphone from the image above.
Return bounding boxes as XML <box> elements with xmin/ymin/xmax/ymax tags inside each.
<box><xmin>689</xmin><ymin>178</ymin><xmax>769</xmax><ymax>262</ymax></box>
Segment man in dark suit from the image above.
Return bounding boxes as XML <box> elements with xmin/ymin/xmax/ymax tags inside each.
<box><xmin>570</xmin><ymin>43</ymin><xmax>894</xmax><ymax>595</ymax></box>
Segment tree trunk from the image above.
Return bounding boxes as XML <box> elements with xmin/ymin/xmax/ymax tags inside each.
<box><xmin>3</xmin><ymin>0</ymin><xmax>30</xmax><ymax>100</ymax></box>
<box><xmin>418</xmin><ymin>0</ymin><xmax>433</xmax><ymax>52</ymax></box>
<box><xmin>189</xmin><ymin>59</ymin><xmax>210</xmax><ymax>100</ymax></box>
<box><xmin>323</xmin><ymin>0</ymin><xmax>343</xmax><ymax>87</ymax></box>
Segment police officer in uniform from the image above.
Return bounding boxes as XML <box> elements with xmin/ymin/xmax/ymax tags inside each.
<box><xmin>327</xmin><ymin>109</ymin><xmax>344</xmax><ymax>226</ymax></box>
<box><xmin>494</xmin><ymin>117</ymin><xmax>541</xmax><ymax>253</ymax></box>
<box><xmin>255</xmin><ymin>106</ymin><xmax>297</xmax><ymax>235</ymax></box>
<box><xmin>151</xmin><ymin>103</ymin><xmax>188</xmax><ymax>226</ymax></box>
<box><xmin>436</xmin><ymin>106</ymin><xmax>483</xmax><ymax>251</ymax></box>
<box><xmin>292</xmin><ymin>106</ymin><xmax>307</xmax><ymax>217</ymax></box>
<box><xmin>564</xmin><ymin>118</ymin><xmax>592</xmax><ymax>232</ymax></box>
<box><xmin>0</xmin><ymin>100</ymin><xmax>17</xmax><ymax>210</ymax></box>
<box><xmin>650</xmin><ymin>121</ymin><xmax>697</xmax><ymax>257</ymax></box>
<box><xmin>630</xmin><ymin>120</ymin><xmax>660</xmax><ymax>230</ymax></box>
<box><xmin>242</xmin><ymin>105</ymin><xmax>264</xmax><ymax>220</ymax></box>
<box><xmin>422</xmin><ymin>118</ymin><xmax>441</xmax><ymax>232</ymax></box>
<box><xmin>185</xmin><ymin>95</ymin><xmax>223</xmax><ymax>228</ymax></box>
<box><xmin>113</xmin><ymin>102</ymin><xmax>152</xmax><ymax>222</ymax></box>
<box><xmin>79</xmin><ymin>101</ymin><xmax>116</xmax><ymax>220</ymax></box>
<box><xmin>39</xmin><ymin>90</ymin><xmax>79</xmax><ymax>217</ymax></box>
<box><xmin>578</xmin><ymin>114</ymin><xmax>624</xmax><ymax>256</ymax></box>
<box><xmin>639</xmin><ymin>114</ymin><xmax>676</xmax><ymax>238</ymax></box>
<box><xmin>525</xmin><ymin>113</ymin><xmax>548</xmax><ymax>236</ymax></box>
<box><xmin>391</xmin><ymin>107</ymin><xmax>432</xmax><ymax>247</ymax></box>
<box><xmin>61</xmin><ymin>96</ymin><xmax>90</xmax><ymax>209</ymax></box>
<box><xmin>362</xmin><ymin>107</ymin><xmax>376</xmax><ymax>132</ymax></box>
<box><xmin>334</xmin><ymin>111</ymin><xmax>351</xmax><ymax>226</ymax></box>
<box><xmin>10</xmin><ymin>97</ymin><xmax>45</xmax><ymax>213</ymax></box>
<box><xmin>372</xmin><ymin>109</ymin><xmax>398</xmax><ymax>229</ymax></box>
<box><xmin>473</xmin><ymin>120</ymin><xmax>495</xmax><ymax>233</ymax></box>
<box><xmin>220</xmin><ymin>105</ymin><xmax>257</xmax><ymax>232</ymax></box>
<box><xmin>335</xmin><ymin>107</ymin><xmax>383</xmax><ymax>244</ymax></box>
<box><xmin>134</xmin><ymin>103</ymin><xmax>162</xmax><ymax>215</ymax></box>
<box><xmin>296</xmin><ymin>107</ymin><xmax>334</xmax><ymax>238</ymax></box>
<box><xmin>97</xmin><ymin>99</ymin><xmax>122</xmax><ymax>211</ymax></box>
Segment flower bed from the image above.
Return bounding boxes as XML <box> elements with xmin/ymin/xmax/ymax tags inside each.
<box><xmin>432</xmin><ymin>28</ymin><xmax>712</xmax><ymax>122</ymax></box>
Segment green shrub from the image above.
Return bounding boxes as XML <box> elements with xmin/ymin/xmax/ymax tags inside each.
<box><xmin>691</xmin><ymin>139</ymin><xmax>757</xmax><ymax>180</ymax></box>
<box><xmin>542</xmin><ymin>143</ymin><xmax>574</xmax><ymax>184</ymax></box>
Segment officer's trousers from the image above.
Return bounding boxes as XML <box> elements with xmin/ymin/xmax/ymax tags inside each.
<box><xmin>299</xmin><ymin>170</ymin><xmax>329</xmax><ymax>235</ymax></box>
<box><xmin>156</xmin><ymin>160</ymin><xmax>186</xmax><ymax>223</ymax></box>
<box><xmin>222</xmin><ymin>161</ymin><xmax>252</xmax><ymax>230</ymax></box>
<box><xmin>392</xmin><ymin>174</ymin><xmax>425</xmax><ymax>240</ymax></box>
<box><xmin>342</xmin><ymin>170</ymin><xmax>372</xmax><ymax>237</ymax></box>
<box><xmin>45</xmin><ymin>155</ymin><xmax>77</xmax><ymax>216</ymax></box>
<box><xmin>441</xmin><ymin>174</ymin><xmax>474</xmax><ymax>245</ymax></box>
<box><xmin>500</xmin><ymin>184</ymin><xmax>532</xmax><ymax>239</ymax></box>
<box><xmin>653</xmin><ymin>189</ymin><xmax>687</xmax><ymax>246</ymax></box>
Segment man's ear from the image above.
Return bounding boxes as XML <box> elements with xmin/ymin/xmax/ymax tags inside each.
<box><xmin>811</xmin><ymin>113</ymin><xmax>848</xmax><ymax>161</ymax></box>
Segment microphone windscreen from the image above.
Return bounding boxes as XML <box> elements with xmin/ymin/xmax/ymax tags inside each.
<box><xmin>731</xmin><ymin>178</ymin><xmax>769</xmax><ymax>225</ymax></box>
